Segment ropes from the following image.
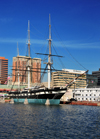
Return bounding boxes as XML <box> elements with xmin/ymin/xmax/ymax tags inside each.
<box><xmin>30</xmin><ymin>22</ymin><xmax>49</xmax><ymax>59</ymax></box>
<box><xmin>30</xmin><ymin>23</ymin><xmax>47</xmax><ymax>38</ymax></box>
<box><xmin>51</xmin><ymin>20</ymin><xmax>88</xmax><ymax>71</ymax></box>
<box><xmin>52</xmin><ymin>43</ymin><xmax>66</xmax><ymax>69</ymax></box>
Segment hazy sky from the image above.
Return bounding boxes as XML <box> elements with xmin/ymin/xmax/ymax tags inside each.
<box><xmin>0</xmin><ymin>0</ymin><xmax>100</xmax><ymax>79</ymax></box>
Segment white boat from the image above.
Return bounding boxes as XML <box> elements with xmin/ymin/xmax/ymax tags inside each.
<box><xmin>73</xmin><ymin>87</ymin><xmax>100</xmax><ymax>102</ymax></box>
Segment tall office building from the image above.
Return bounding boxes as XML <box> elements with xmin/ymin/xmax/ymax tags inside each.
<box><xmin>12</xmin><ymin>56</ymin><xmax>41</xmax><ymax>85</ymax></box>
<box><xmin>0</xmin><ymin>57</ymin><xmax>8</xmax><ymax>84</ymax></box>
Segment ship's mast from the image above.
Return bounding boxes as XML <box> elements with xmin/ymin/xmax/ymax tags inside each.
<box><xmin>28</xmin><ymin>20</ymin><xmax>30</xmax><ymax>57</ymax></box>
<box><xmin>17</xmin><ymin>42</ymin><xmax>20</xmax><ymax>91</ymax></box>
<box><xmin>48</xmin><ymin>14</ymin><xmax>52</xmax><ymax>88</ymax></box>
<box><xmin>17</xmin><ymin>42</ymin><xmax>19</xmax><ymax>56</ymax></box>
<box><xmin>27</xmin><ymin>20</ymin><xmax>30</xmax><ymax>88</ymax></box>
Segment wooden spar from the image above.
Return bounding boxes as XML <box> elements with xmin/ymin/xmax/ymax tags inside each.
<box><xmin>36</xmin><ymin>53</ymin><xmax>63</xmax><ymax>57</ymax></box>
<box><xmin>17</xmin><ymin>42</ymin><xmax>20</xmax><ymax>91</ymax></box>
<box><xmin>48</xmin><ymin>14</ymin><xmax>52</xmax><ymax>89</ymax></box>
<box><xmin>27</xmin><ymin>20</ymin><xmax>30</xmax><ymax>88</ymax></box>
<box><xmin>28</xmin><ymin>20</ymin><xmax>30</xmax><ymax>57</ymax></box>
<box><xmin>11</xmin><ymin>67</ymin><xmax>61</xmax><ymax>71</ymax></box>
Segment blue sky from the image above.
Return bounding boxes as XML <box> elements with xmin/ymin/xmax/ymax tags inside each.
<box><xmin>0</xmin><ymin>0</ymin><xmax>100</xmax><ymax>80</ymax></box>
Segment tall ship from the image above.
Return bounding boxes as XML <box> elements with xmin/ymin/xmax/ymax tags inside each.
<box><xmin>8</xmin><ymin>15</ymin><xmax>68</xmax><ymax>105</ymax></box>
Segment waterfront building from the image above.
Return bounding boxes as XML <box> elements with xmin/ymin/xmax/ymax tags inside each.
<box><xmin>12</xmin><ymin>56</ymin><xmax>41</xmax><ymax>85</ymax></box>
<box><xmin>51</xmin><ymin>69</ymin><xmax>87</xmax><ymax>89</ymax></box>
<box><xmin>86</xmin><ymin>74</ymin><xmax>98</xmax><ymax>88</ymax></box>
<box><xmin>92</xmin><ymin>69</ymin><xmax>100</xmax><ymax>86</ymax></box>
<box><xmin>0</xmin><ymin>57</ymin><xmax>8</xmax><ymax>84</ymax></box>
<box><xmin>73</xmin><ymin>88</ymin><xmax>100</xmax><ymax>101</ymax></box>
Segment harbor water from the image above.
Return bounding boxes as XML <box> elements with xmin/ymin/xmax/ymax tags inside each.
<box><xmin>0</xmin><ymin>103</ymin><xmax>100</xmax><ymax>139</ymax></box>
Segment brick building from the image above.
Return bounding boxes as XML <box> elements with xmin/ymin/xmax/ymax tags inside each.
<box><xmin>12</xmin><ymin>56</ymin><xmax>41</xmax><ymax>85</ymax></box>
<box><xmin>0</xmin><ymin>57</ymin><xmax>8</xmax><ymax>84</ymax></box>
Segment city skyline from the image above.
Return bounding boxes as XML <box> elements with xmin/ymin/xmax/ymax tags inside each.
<box><xmin>0</xmin><ymin>0</ymin><xmax>100</xmax><ymax>82</ymax></box>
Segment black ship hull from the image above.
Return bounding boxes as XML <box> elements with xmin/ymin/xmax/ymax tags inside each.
<box><xmin>8</xmin><ymin>87</ymin><xmax>66</xmax><ymax>105</ymax></box>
